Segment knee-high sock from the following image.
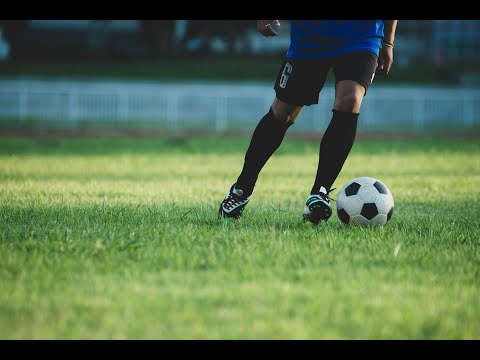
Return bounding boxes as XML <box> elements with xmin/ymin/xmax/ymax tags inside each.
<box><xmin>311</xmin><ymin>109</ymin><xmax>359</xmax><ymax>194</ymax></box>
<box><xmin>236</xmin><ymin>107</ymin><xmax>288</xmax><ymax>196</ymax></box>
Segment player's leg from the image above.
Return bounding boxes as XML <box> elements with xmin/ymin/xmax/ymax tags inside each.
<box><xmin>218</xmin><ymin>98</ymin><xmax>301</xmax><ymax>220</ymax></box>
<box><xmin>236</xmin><ymin>97</ymin><xmax>302</xmax><ymax>195</ymax></box>
<box><xmin>310</xmin><ymin>80</ymin><xmax>364</xmax><ymax>194</ymax></box>
<box><xmin>306</xmin><ymin>51</ymin><xmax>378</xmax><ymax>224</ymax></box>
<box><xmin>219</xmin><ymin>58</ymin><xmax>320</xmax><ymax>220</ymax></box>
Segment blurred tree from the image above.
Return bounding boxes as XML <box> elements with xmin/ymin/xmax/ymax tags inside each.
<box><xmin>224</xmin><ymin>20</ymin><xmax>254</xmax><ymax>55</ymax></box>
<box><xmin>183</xmin><ymin>20</ymin><xmax>255</xmax><ymax>56</ymax></box>
<box><xmin>0</xmin><ymin>20</ymin><xmax>28</xmax><ymax>61</ymax></box>
<box><xmin>88</xmin><ymin>20</ymin><xmax>111</xmax><ymax>58</ymax></box>
<box><xmin>139</xmin><ymin>20</ymin><xmax>175</xmax><ymax>58</ymax></box>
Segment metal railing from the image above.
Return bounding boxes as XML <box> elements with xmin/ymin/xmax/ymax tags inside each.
<box><xmin>1</xmin><ymin>79</ymin><xmax>479</xmax><ymax>133</ymax></box>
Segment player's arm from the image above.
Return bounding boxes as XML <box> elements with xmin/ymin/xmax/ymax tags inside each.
<box><xmin>257</xmin><ymin>20</ymin><xmax>281</xmax><ymax>37</ymax></box>
<box><xmin>376</xmin><ymin>20</ymin><xmax>398</xmax><ymax>75</ymax></box>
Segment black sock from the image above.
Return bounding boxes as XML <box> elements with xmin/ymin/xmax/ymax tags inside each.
<box><xmin>236</xmin><ymin>107</ymin><xmax>288</xmax><ymax>196</ymax></box>
<box><xmin>311</xmin><ymin>109</ymin><xmax>359</xmax><ymax>194</ymax></box>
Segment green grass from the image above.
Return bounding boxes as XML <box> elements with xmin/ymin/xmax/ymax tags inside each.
<box><xmin>0</xmin><ymin>136</ymin><xmax>479</xmax><ymax>339</ymax></box>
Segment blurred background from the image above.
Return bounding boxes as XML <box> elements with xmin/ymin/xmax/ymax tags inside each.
<box><xmin>0</xmin><ymin>20</ymin><xmax>479</xmax><ymax>137</ymax></box>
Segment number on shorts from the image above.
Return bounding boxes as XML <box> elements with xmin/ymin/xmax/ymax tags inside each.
<box><xmin>279</xmin><ymin>62</ymin><xmax>293</xmax><ymax>89</ymax></box>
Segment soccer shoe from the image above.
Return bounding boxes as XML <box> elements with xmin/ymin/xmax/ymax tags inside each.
<box><xmin>218</xmin><ymin>184</ymin><xmax>253</xmax><ymax>220</ymax></box>
<box><xmin>303</xmin><ymin>186</ymin><xmax>333</xmax><ymax>224</ymax></box>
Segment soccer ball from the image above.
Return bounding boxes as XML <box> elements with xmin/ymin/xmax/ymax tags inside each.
<box><xmin>336</xmin><ymin>177</ymin><xmax>394</xmax><ymax>226</ymax></box>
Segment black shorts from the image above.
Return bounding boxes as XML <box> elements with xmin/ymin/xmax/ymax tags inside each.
<box><xmin>274</xmin><ymin>51</ymin><xmax>378</xmax><ymax>106</ymax></box>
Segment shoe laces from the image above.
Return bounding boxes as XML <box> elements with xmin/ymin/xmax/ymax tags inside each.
<box><xmin>223</xmin><ymin>193</ymin><xmax>244</xmax><ymax>211</ymax></box>
<box><xmin>320</xmin><ymin>188</ymin><xmax>336</xmax><ymax>202</ymax></box>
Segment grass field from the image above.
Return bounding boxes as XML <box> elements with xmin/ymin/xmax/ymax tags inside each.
<box><xmin>0</xmin><ymin>135</ymin><xmax>479</xmax><ymax>339</ymax></box>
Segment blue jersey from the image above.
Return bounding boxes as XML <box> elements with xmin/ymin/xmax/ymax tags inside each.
<box><xmin>287</xmin><ymin>20</ymin><xmax>384</xmax><ymax>58</ymax></box>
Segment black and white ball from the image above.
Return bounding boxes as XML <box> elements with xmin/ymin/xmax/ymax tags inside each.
<box><xmin>336</xmin><ymin>177</ymin><xmax>394</xmax><ymax>226</ymax></box>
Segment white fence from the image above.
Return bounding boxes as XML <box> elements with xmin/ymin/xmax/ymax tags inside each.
<box><xmin>0</xmin><ymin>79</ymin><xmax>479</xmax><ymax>133</ymax></box>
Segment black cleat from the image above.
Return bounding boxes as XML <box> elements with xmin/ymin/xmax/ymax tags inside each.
<box><xmin>218</xmin><ymin>184</ymin><xmax>252</xmax><ymax>220</ymax></box>
<box><xmin>303</xmin><ymin>186</ymin><xmax>333</xmax><ymax>224</ymax></box>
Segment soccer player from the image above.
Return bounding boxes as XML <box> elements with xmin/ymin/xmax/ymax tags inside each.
<box><xmin>218</xmin><ymin>20</ymin><xmax>397</xmax><ymax>223</ymax></box>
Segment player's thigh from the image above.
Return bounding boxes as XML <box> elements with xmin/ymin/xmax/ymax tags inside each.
<box><xmin>274</xmin><ymin>58</ymin><xmax>329</xmax><ymax>107</ymax></box>
<box><xmin>333</xmin><ymin>51</ymin><xmax>378</xmax><ymax>96</ymax></box>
